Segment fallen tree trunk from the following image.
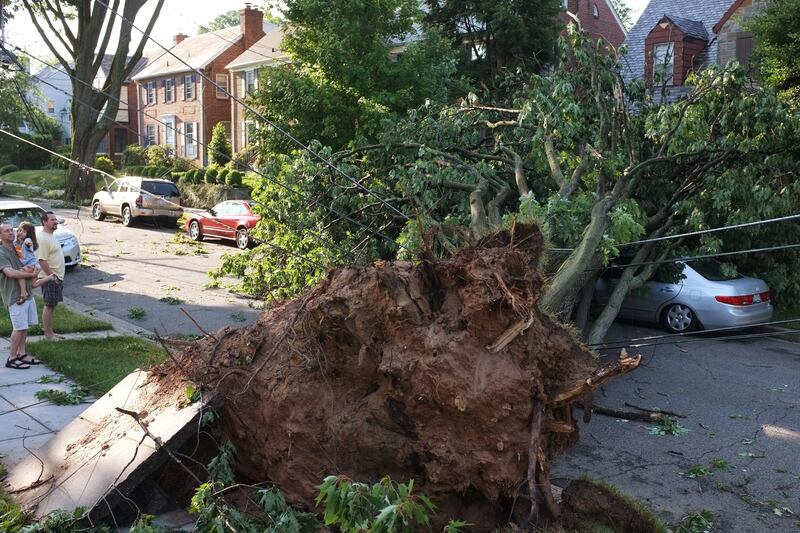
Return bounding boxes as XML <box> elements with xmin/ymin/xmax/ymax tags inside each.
<box><xmin>161</xmin><ymin>224</ymin><xmax>640</xmax><ymax>530</ymax></box>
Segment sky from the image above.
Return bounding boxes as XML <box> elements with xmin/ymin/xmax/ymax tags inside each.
<box><xmin>2</xmin><ymin>0</ymin><xmax>651</xmax><ymax>70</ymax></box>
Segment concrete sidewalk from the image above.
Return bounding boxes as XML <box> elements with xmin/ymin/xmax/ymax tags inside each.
<box><xmin>0</xmin><ymin>300</ymin><xmax>145</xmax><ymax>469</ymax></box>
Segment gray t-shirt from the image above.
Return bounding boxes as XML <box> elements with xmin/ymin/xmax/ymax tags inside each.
<box><xmin>0</xmin><ymin>245</ymin><xmax>31</xmax><ymax>307</ymax></box>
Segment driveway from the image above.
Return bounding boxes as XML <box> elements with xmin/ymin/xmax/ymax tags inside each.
<box><xmin>52</xmin><ymin>206</ymin><xmax>262</xmax><ymax>336</ymax></box>
<box><xmin>553</xmin><ymin>322</ymin><xmax>800</xmax><ymax>532</ymax></box>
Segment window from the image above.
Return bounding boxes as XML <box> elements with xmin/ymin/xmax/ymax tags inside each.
<box><xmin>164</xmin><ymin>117</ymin><xmax>176</xmax><ymax>147</ymax></box>
<box><xmin>146</xmin><ymin>81</ymin><xmax>156</xmax><ymax>105</ymax></box>
<box><xmin>653</xmin><ymin>42</ymin><xmax>674</xmax><ymax>85</ymax></box>
<box><xmin>47</xmin><ymin>101</ymin><xmax>55</xmax><ymax>114</ymax></box>
<box><xmin>163</xmin><ymin>78</ymin><xmax>175</xmax><ymax>102</ymax></box>
<box><xmin>185</xmin><ymin>122</ymin><xmax>197</xmax><ymax>158</ymax></box>
<box><xmin>736</xmin><ymin>33</ymin><xmax>755</xmax><ymax>71</ymax></box>
<box><xmin>183</xmin><ymin>74</ymin><xmax>195</xmax><ymax>100</ymax></box>
<box><xmin>215</xmin><ymin>73</ymin><xmax>229</xmax><ymax>99</ymax></box>
<box><xmin>146</xmin><ymin>124</ymin><xmax>157</xmax><ymax>146</ymax></box>
<box><xmin>592</xmin><ymin>3</ymin><xmax>599</xmax><ymax>17</ymax></box>
<box><xmin>141</xmin><ymin>180</ymin><xmax>180</xmax><ymax>197</ymax></box>
<box><xmin>243</xmin><ymin>120</ymin><xmax>256</xmax><ymax>146</ymax></box>
<box><xmin>245</xmin><ymin>69</ymin><xmax>259</xmax><ymax>94</ymax></box>
<box><xmin>227</xmin><ymin>202</ymin><xmax>247</xmax><ymax>216</ymax></box>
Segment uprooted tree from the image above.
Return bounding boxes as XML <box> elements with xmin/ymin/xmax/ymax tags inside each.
<box><xmin>218</xmin><ymin>30</ymin><xmax>800</xmax><ymax>343</ymax></box>
<box><xmin>179</xmin><ymin>224</ymin><xmax>644</xmax><ymax>530</ymax></box>
<box><xmin>18</xmin><ymin>0</ymin><xmax>165</xmax><ymax>201</ymax></box>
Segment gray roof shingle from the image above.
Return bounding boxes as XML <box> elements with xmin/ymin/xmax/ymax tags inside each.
<box><xmin>621</xmin><ymin>0</ymin><xmax>737</xmax><ymax>83</ymax></box>
<box><xmin>668</xmin><ymin>15</ymin><xmax>710</xmax><ymax>40</ymax></box>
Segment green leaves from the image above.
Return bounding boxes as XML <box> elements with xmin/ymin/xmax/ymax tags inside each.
<box><xmin>315</xmin><ymin>475</ymin><xmax>450</xmax><ymax>533</ymax></box>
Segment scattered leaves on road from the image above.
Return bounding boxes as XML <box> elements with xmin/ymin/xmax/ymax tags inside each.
<box><xmin>127</xmin><ymin>307</ymin><xmax>146</xmax><ymax>320</ymax></box>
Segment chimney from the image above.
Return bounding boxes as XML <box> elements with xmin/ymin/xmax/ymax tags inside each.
<box><xmin>239</xmin><ymin>4</ymin><xmax>265</xmax><ymax>45</ymax></box>
<box><xmin>174</xmin><ymin>33</ymin><xmax>189</xmax><ymax>45</ymax></box>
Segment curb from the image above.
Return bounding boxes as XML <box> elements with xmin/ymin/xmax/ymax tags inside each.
<box><xmin>62</xmin><ymin>297</ymin><xmax>153</xmax><ymax>339</ymax></box>
<box><xmin>759</xmin><ymin>325</ymin><xmax>800</xmax><ymax>343</ymax></box>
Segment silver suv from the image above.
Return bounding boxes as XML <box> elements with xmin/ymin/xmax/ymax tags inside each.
<box><xmin>91</xmin><ymin>177</ymin><xmax>182</xmax><ymax>227</ymax></box>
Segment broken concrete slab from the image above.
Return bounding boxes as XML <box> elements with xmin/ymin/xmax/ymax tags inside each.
<box><xmin>3</xmin><ymin>369</ymin><xmax>202</xmax><ymax>522</ymax></box>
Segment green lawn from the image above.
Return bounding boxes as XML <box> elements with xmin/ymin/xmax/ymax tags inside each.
<box><xmin>27</xmin><ymin>336</ymin><xmax>166</xmax><ymax>396</ymax></box>
<box><xmin>1</xmin><ymin>169</ymin><xmax>67</xmax><ymax>188</ymax></box>
<box><xmin>0</xmin><ymin>296</ymin><xmax>111</xmax><ymax>336</ymax></box>
<box><xmin>772</xmin><ymin>307</ymin><xmax>800</xmax><ymax>330</ymax></box>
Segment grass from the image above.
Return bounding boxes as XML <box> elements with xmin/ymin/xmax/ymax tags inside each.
<box><xmin>27</xmin><ymin>336</ymin><xmax>166</xmax><ymax>396</ymax></box>
<box><xmin>0</xmin><ymin>296</ymin><xmax>111</xmax><ymax>336</ymax></box>
<box><xmin>772</xmin><ymin>307</ymin><xmax>800</xmax><ymax>330</ymax></box>
<box><xmin>1</xmin><ymin>169</ymin><xmax>67</xmax><ymax>188</ymax></box>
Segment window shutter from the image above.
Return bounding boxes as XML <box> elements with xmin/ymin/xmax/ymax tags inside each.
<box><xmin>736</xmin><ymin>33</ymin><xmax>754</xmax><ymax>65</ymax></box>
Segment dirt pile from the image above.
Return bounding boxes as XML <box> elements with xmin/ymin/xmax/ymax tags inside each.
<box><xmin>164</xmin><ymin>223</ymin><xmax>639</xmax><ymax>529</ymax></box>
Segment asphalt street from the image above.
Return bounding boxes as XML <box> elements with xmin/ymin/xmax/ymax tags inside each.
<box><xmin>553</xmin><ymin>321</ymin><xmax>800</xmax><ymax>532</ymax></box>
<box><xmin>51</xmin><ymin>205</ymin><xmax>262</xmax><ymax>337</ymax></box>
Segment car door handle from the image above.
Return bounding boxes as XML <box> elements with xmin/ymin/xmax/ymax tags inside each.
<box><xmin>660</xmin><ymin>287</ymin><xmax>675</xmax><ymax>293</ymax></box>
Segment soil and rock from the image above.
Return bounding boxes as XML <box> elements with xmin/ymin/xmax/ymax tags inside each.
<box><xmin>158</xmin><ymin>223</ymin><xmax>642</xmax><ymax>530</ymax></box>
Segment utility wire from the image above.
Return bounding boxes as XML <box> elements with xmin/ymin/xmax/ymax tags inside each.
<box><xmin>589</xmin><ymin>242</ymin><xmax>800</xmax><ymax>272</ymax></box>
<box><xmin>595</xmin><ymin>327</ymin><xmax>800</xmax><ymax>350</ymax></box>
<box><xmin>549</xmin><ymin>212</ymin><xmax>800</xmax><ymax>255</ymax></box>
<box><xmin>9</xmin><ymin>49</ymin><xmax>361</xmax><ymax>262</ymax></box>
<box><xmin>0</xmin><ymin>127</ymin><xmax>328</xmax><ymax>270</ymax></box>
<box><xmin>5</xmin><ymin>42</ymin><xmax>401</xmax><ymax>258</ymax></box>
<box><xmin>589</xmin><ymin>317</ymin><xmax>800</xmax><ymax>349</ymax></box>
<box><xmin>91</xmin><ymin>0</ymin><xmax>409</xmax><ymax>222</ymax></box>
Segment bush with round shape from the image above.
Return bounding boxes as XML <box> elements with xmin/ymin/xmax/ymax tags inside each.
<box><xmin>226</xmin><ymin>170</ymin><xmax>243</xmax><ymax>187</ymax></box>
<box><xmin>193</xmin><ymin>168</ymin><xmax>206</xmax><ymax>184</ymax></box>
<box><xmin>94</xmin><ymin>155</ymin><xmax>115</xmax><ymax>176</ymax></box>
<box><xmin>121</xmin><ymin>144</ymin><xmax>147</xmax><ymax>167</ymax></box>
<box><xmin>217</xmin><ymin>168</ymin><xmax>230</xmax><ymax>182</ymax></box>
<box><xmin>0</xmin><ymin>164</ymin><xmax>19</xmax><ymax>176</ymax></box>
<box><xmin>205</xmin><ymin>168</ymin><xmax>218</xmax><ymax>184</ymax></box>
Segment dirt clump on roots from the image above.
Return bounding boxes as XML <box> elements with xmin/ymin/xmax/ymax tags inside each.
<box><xmin>163</xmin><ymin>223</ymin><xmax>640</xmax><ymax>530</ymax></box>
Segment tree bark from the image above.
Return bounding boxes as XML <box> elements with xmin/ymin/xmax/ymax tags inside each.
<box><xmin>539</xmin><ymin>196</ymin><xmax>615</xmax><ymax>320</ymax></box>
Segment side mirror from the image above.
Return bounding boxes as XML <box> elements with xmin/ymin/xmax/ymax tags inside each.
<box><xmin>209</xmin><ymin>208</ymin><xmax>216</xmax><ymax>216</ymax></box>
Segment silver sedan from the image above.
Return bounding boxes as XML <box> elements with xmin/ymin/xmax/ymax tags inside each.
<box><xmin>595</xmin><ymin>259</ymin><xmax>773</xmax><ymax>333</ymax></box>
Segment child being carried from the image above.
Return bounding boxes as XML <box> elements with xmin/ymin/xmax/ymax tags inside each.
<box><xmin>14</xmin><ymin>221</ymin><xmax>54</xmax><ymax>305</ymax></box>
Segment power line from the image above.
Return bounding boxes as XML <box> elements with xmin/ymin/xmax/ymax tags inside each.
<box><xmin>5</xmin><ymin>42</ymin><xmax>401</xmax><ymax>258</ymax></box>
<box><xmin>595</xmin><ymin>327</ymin><xmax>800</xmax><ymax>350</ymax></box>
<box><xmin>589</xmin><ymin>242</ymin><xmax>800</xmax><ymax>272</ymax></box>
<box><xmin>548</xmin><ymin>212</ymin><xmax>800</xmax><ymax>255</ymax></box>
<box><xmin>0</xmin><ymin>127</ymin><xmax>329</xmax><ymax>271</ymax></box>
<box><xmin>589</xmin><ymin>317</ymin><xmax>800</xmax><ymax>349</ymax></box>
<box><xmin>91</xmin><ymin>0</ymin><xmax>409</xmax><ymax>222</ymax></box>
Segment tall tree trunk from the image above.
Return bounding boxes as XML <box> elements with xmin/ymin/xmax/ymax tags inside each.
<box><xmin>539</xmin><ymin>196</ymin><xmax>615</xmax><ymax>320</ymax></box>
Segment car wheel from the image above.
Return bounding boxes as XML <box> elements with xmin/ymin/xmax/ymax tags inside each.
<box><xmin>189</xmin><ymin>220</ymin><xmax>204</xmax><ymax>241</ymax></box>
<box><xmin>121</xmin><ymin>206</ymin><xmax>136</xmax><ymax>227</ymax></box>
<box><xmin>236</xmin><ymin>228</ymin><xmax>251</xmax><ymax>250</ymax></box>
<box><xmin>662</xmin><ymin>303</ymin><xmax>696</xmax><ymax>333</ymax></box>
<box><xmin>91</xmin><ymin>202</ymin><xmax>105</xmax><ymax>221</ymax></box>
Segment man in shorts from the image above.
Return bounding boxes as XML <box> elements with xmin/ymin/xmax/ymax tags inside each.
<box><xmin>37</xmin><ymin>211</ymin><xmax>66</xmax><ymax>341</ymax></box>
<box><xmin>0</xmin><ymin>222</ymin><xmax>42</xmax><ymax>369</ymax></box>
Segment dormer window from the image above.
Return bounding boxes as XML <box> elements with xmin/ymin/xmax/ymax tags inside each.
<box><xmin>644</xmin><ymin>15</ymin><xmax>708</xmax><ymax>87</ymax></box>
<box><xmin>653</xmin><ymin>42</ymin><xmax>674</xmax><ymax>85</ymax></box>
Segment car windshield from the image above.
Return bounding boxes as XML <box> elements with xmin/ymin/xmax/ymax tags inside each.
<box><xmin>0</xmin><ymin>206</ymin><xmax>45</xmax><ymax>229</ymax></box>
<box><xmin>141</xmin><ymin>181</ymin><xmax>180</xmax><ymax>197</ymax></box>
<box><xmin>690</xmin><ymin>259</ymin><xmax>742</xmax><ymax>281</ymax></box>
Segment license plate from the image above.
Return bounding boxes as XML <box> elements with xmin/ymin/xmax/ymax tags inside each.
<box><xmin>753</xmin><ymin>293</ymin><xmax>761</xmax><ymax>303</ymax></box>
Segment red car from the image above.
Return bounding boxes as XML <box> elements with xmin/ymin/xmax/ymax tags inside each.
<box><xmin>185</xmin><ymin>200</ymin><xmax>261</xmax><ymax>249</ymax></box>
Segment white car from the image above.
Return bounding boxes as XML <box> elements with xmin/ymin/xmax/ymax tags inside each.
<box><xmin>0</xmin><ymin>200</ymin><xmax>81</xmax><ymax>267</ymax></box>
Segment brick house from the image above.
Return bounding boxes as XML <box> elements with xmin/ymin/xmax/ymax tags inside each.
<box><xmin>132</xmin><ymin>6</ymin><xmax>266</xmax><ymax>166</ymax></box>
<box><xmin>225</xmin><ymin>25</ymin><xmax>287</xmax><ymax>155</ymax></box>
<box><xmin>561</xmin><ymin>0</ymin><xmax>627</xmax><ymax>48</ymax></box>
<box><xmin>621</xmin><ymin>0</ymin><xmax>764</xmax><ymax>98</ymax></box>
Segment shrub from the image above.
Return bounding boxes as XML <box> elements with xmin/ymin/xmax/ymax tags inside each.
<box><xmin>172</xmin><ymin>157</ymin><xmax>194</xmax><ymax>172</ymax></box>
<box><xmin>0</xmin><ymin>164</ymin><xmax>19</xmax><ymax>176</ymax></box>
<box><xmin>141</xmin><ymin>165</ymin><xmax>155</xmax><ymax>177</ymax></box>
<box><xmin>230</xmin><ymin>147</ymin><xmax>255</xmax><ymax>170</ymax></box>
<box><xmin>178</xmin><ymin>173</ymin><xmax>192</xmax><ymax>186</ymax></box>
<box><xmin>177</xmin><ymin>182</ymin><xmax>229</xmax><ymax>208</ymax></box>
<box><xmin>121</xmin><ymin>144</ymin><xmax>147</xmax><ymax>167</ymax></box>
<box><xmin>94</xmin><ymin>155</ymin><xmax>115</xmax><ymax>176</ymax></box>
<box><xmin>217</xmin><ymin>168</ymin><xmax>230</xmax><ymax>182</ymax></box>
<box><xmin>49</xmin><ymin>145</ymin><xmax>71</xmax><ymax>169</ymax></box>
<box><xmin>124</xmin><ymin>165</ymin><xmax>144</xmax><ymax>176</ymax></box>
<box><xmin>172</xmin><ymin>171</ymin><xmax>186</xmax><ymax>182</ymax></box>
<box><xmin>205</xmin><ymin>168</ymin><xmax>218</xmax><ymax>184</ymax></box>
<box><xmin>194</xmin><ymin>168</ymin><xmax>206</xmax><ymax>184</ymax></box>
<box><xmin>208</xmin><ymin>123</ymin><xmax>232</xmax><ymax>167</ymax></box>
<box><xmin>145</xmin><ymin>145</ymin><xmax>175</xmax><ymax>168</ymax></box>
<box><xmin>226</xmin><ymin>170</ymin><xmax>243</xmax><ymax>187</ymax></box>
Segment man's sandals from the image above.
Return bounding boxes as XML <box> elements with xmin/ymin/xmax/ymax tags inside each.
<box><xmin>15</xmin><ymin>295</ymin><xmax>26</xmax><ymax>305</ymax></box>
<box><xmin>5</xmin><ymin>357</ymin><xmax>30</xmax><ymax>370</ymax></box>
<box><xmin>19</xmin><ymin>354</ymin><xmax>41</xmax><ymax>365</ymax></box>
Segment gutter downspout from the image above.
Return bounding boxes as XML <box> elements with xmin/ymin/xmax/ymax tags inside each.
<box><xmin>200</xmin><ymin>68</ymin><xmax>206</xmax><ymax>166</ymax></box>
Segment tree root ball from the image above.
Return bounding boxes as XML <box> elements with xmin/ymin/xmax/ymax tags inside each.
<box><xmin>169</xmin><ymin>224</ymin><xmax>606</xmax><ymax>530</ymax></box>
